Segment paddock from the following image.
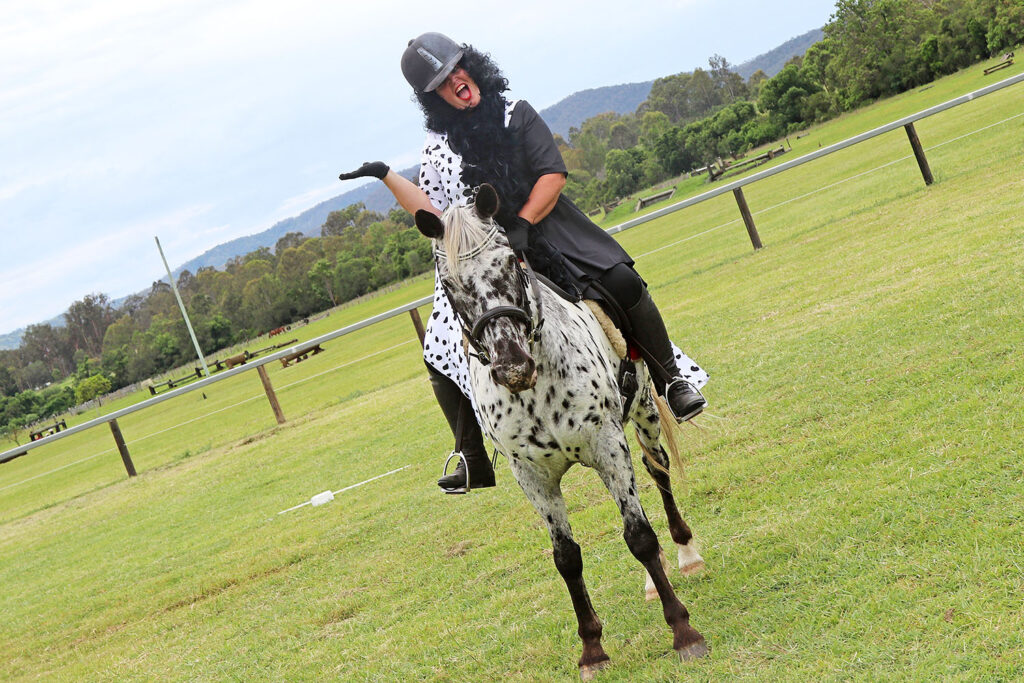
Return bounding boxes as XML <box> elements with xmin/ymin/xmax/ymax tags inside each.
<box><xmin>1</xmin><ymin>65</ymin><xmax>1022</xmax><ymax>680</ymax></box>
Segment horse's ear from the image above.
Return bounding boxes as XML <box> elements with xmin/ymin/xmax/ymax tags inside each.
<box><xmin>474</xmin><ymin>184</ymin><xmax>499</xmax><ymax>219</ymax></box>
<box><xmin>415</xmin><ymin>209</ymin><xmax>445</xmax><ymax>239</ymax></box>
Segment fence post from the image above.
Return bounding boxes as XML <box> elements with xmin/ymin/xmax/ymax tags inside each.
<box><xmin>109</xmin><ymin>418</ymin><xmax>137</xmax><ymax>477</ymax></box>
<box><xmin>409</xmin><ymin>308</ymin><xmax>426</xmax><ymax>347</ymax></box>
<box><xmin>256</xmin><ymin>365</ymin><xmax>287</xmax><ymax>425</ymax></box>
<box><xmin>904</xmin><ymin>122</ymin><xmax>934</xmax><ymax>185</ymax></box>
<box><xmin>732</xmin><ymin>187</ymin><xmax>763</xmax><ymax>250</ymax></box>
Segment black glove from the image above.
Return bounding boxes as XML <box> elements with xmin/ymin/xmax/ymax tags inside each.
<box><xmin>505</xmin><ymin>215</ymin><xmax>531</xmax><ymax>252</ymax></box>
<box><xmin>338</xmin><ymin>161</ymin><xmax>389</xmax><ymax>181</ymax></box>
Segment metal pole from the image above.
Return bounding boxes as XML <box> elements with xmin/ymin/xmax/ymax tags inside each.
<box><xmin>155</xmin><ymin>236</ymin><xmax>211</xmax><ymax>377</ymax></box>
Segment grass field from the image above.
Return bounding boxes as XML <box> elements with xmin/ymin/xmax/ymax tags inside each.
<box><xmin>1</xmin><ymin>62</ymin><xmax>1022</xmax><ymax>681</ymax></box>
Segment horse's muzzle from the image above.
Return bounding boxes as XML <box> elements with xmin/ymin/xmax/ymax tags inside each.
<box><xmin>490</xmin><ymin>354</ymin><xmax>537</xmax><ymax>393</ymax></box>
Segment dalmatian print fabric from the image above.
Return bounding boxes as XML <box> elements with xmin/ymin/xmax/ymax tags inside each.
<box><xmin>419</xmin><ymin>101</ymin><xmax>707</xmax><ymax>408</ymax></box>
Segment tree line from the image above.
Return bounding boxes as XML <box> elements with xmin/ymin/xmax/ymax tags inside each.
<box><xmin>1</xmin><ymin>206</ymin><xmax>428</xmax><ymax>443</ymax></box>
<box><xmin>559</xmin><ymin>0</ymin><xmax>1023</xmax><ymax>211</ymax></box>
<box><xmin>3</xmin><ymin>0</ymin><xmax>1020</xmax><ymax>443</ymax></box>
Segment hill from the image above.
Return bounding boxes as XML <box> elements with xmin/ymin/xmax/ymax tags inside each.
<box><xmin>538</xmin><ymin>27</ymin><xmax>823</xmax><ymax>137</ymax></box>
<box><xmin>170</xmin><ymin>166</ymin><xmax>418</xmax><ymax>278</ymax></box>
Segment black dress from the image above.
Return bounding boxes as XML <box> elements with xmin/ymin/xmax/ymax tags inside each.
<box><xmin>419</xmin><ymin>99</ymin><xmax>632</xmax><ymax>288</ymax></box>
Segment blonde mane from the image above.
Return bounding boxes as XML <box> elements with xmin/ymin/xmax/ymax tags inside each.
<box><xmin>439</xmin><ymin>205</ymin><xmax>498</xmax><ymax>282</ymax></box>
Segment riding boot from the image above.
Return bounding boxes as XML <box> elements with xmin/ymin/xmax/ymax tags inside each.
<box><xmin>428</xmin><ymin>365</ymin><xmax>496</xmax><ymax>493</ymax></box>
<box><xmin>624</xmin><ymin>289</ymin><xmax>707</xmax><ymax>422</ymax></box>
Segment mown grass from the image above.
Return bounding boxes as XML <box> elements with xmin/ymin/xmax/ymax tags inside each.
<box><xmin>1</xmin><ymin>62</ymin><xmax>1022</xmax><ymax>680</ymax></box>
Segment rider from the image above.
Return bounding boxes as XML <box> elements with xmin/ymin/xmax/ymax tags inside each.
<box><xmin>338</xmin><ymin>32</ymin><xmax>707</xmax><ymax>494</ymax></box>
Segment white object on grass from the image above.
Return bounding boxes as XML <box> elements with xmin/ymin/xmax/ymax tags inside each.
<box><xmin>277</xmin><ymin>465</ymin><xmax>410</xmax><ymax>514</ymax></box>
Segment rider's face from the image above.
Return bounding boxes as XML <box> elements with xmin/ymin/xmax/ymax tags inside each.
<box><xmin>436</xmin><ymin>66</ymin><xmax>481</xmax><ymax>110</ymax></box>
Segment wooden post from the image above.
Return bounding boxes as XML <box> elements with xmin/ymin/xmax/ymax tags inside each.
<box><xmin>257</xmin><ymin>365</ymin><xmax>286</xmax><ymax>425</ymax></box>
<box><xmin>733</xmin><ymin>187</ymin><xmax>763</xmax><ymax>250</ymax></box>
<box><xmin>904</xmin><ymin>122</ymin><xmax>934</xmax><ymax>185</ymax></box>
<box><xmin>109</xmin><ymin>418</ymin><xmax>137</xmax><ymax>477</ymax></box>
<box><xmin>409</xmin><ymin>308</ymin><xmax>426</xmax><ymax>347</ymax></box>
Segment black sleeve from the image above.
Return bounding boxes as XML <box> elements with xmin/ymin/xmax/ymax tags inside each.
<box><xmin>511</xmin><ymin>100</ymin><xmax>568</xmax><ymax>179</ymax></box>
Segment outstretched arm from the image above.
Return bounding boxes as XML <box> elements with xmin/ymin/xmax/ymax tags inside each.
<box><xmin>338</xmin><ymin>162</ymin><xmax>439</xmax><ymax>216</ymax></box>
<box><xmin>382</xmin><ymin>170</ymin><xmax>438</xmax><ymax>216</ymax></box>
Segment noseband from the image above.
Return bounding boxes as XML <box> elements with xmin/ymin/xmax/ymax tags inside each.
<box><xmin>434</xmin><ymin>224</ymin><xmax>544</xmax><ymax>367</ymax></box>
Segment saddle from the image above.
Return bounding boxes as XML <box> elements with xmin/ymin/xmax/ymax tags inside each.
<box><xmin>534</xmin><ymin>272</ymin><xmax>628</xmax><ymax>360</ymax></box>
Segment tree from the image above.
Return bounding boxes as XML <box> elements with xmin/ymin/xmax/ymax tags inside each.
<box><xmin>604</xmin><ymin>148</ymin><xmax>646</xmax><ymax>198</ymax></box>
<box><xmin>746</xmin><ymin>69</ymin><xmax>769</xmax><ymax>101</ymax></box>
<box><xmin>708</xmin><ymin>54</ymin><xmax>748</xmax><ymax>102</ymax></box>
<box><xmin>275</xmin><ymin>231</ymin><xmax>308</xmax><ymax>255</ymax></box>
<box><xmin>20</xmin><ymin>324</ymin><xmax>73</xmax><ymax>379</ymax></box>
<box><xmin>0</xmin><ymin>365</ymin><xmax>17</xmax><ymax>397</ymax></box>
<box><xmin>608</xmin><ymin>120</ymin><xmax>639</xmax><ymax>150</ymax></box>
<box><xmin>309</xmin><ymin>259</ymin><xmax>338</xmax><ymax>308</ymax></box>
<box><xmin>758</xmin><ymin>63</ymin><xmax>822</xmax><ymax>127</ymax></box>
<box><xmin>641</xmin><ymin>72</ymin><xmax>695</xmax><ymax>123</ymax></box>
<box><xmin>64</xmin><ymin>293</ymin><xmax>117</xmax><ymax>357</ymax></box>
<box><xmin>639</xmin><ymin>111</ymin><xmax>672</xmax><ymax>150</ymax></box>
<box><xmin>322</xmin><ymin>203</ymin><xmax>364</xmax><ymax>236</ymax></box>
<box><xmin>987</xmin><ymin>0</ymin><xmax>1024</xmax><ymax>54</ymax></box>
<box><xmin>75</xmin><ymin>374</ymin><xmax>112</xmax><ymax>407</ymax></box>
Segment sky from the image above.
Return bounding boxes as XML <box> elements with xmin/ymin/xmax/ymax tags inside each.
<box><xmin>0</xmin><ymin>0</ymin><xmax>838</xmax><ymax>335</ymax></box>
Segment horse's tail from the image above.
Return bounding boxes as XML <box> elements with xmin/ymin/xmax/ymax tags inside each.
<box><xmin>639</xmin><ymin>384</ymin><xmax>685</xmax><ymax>477</ymax></box>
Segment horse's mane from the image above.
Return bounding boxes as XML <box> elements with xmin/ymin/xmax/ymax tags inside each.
<box><xmin>440</xmin><ymin>205</ymin><xmax>497</xmax><ymax>282</ymax></box>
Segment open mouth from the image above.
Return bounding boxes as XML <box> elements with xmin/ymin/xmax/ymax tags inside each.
<box><xmin>455</xmin><ymin>83</ymin><xmax>471</xmax><ymax>101</ymax></box>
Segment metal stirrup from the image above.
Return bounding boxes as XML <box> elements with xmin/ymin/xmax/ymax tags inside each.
<box><xmin>441</xmin><ymin>451</ymin><xmax>471</xmax><ymax>493</ymax></box>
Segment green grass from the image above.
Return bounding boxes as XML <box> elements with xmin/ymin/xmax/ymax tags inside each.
<box><xmin>1</xmin><ymin>61</ymin><xmax>1022</xmax><ymax>680</ymax></box>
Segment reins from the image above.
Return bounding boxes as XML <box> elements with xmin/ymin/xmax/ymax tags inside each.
<box><xmin>434</xmin><ymin>224</ymin><xmax>544</xmax><ymax>367</ymax></box>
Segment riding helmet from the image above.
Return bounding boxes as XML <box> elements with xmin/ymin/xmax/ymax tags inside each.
<box><xmin>401</xmin><ymin>32</ymin><xmax>464</xmax><ymax>92</ymax></box>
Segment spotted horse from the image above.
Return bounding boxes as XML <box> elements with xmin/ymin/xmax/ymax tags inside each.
<box><xmin>415</xmin><ymin>184</ymin><xmax>708</xmax><ymax>679</ymax></box>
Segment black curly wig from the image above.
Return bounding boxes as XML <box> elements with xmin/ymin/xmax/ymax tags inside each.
<box><xmin>412</xmin><ymin>45</ymin><xmax>532</xmax><ymax>222</ymax></box>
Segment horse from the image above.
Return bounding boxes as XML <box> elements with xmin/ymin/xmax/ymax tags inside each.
<box><xmin>414</xmin><ymin>184</ymin><xmax>709</xmax><ymax>678</ymax></box>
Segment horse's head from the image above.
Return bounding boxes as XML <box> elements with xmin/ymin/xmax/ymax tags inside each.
<box><xmin>415</xmin><ymin>184</ymin><xmax>537</xmax><ymax>393</ymax></box>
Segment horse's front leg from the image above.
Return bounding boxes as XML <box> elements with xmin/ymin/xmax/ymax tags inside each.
<box><xmin>596</xmin><ymin>436</ymin><xmax>709</xmax><ymax>661</ymax></box>
<box><xmin>510</xmin><ymin>460</ymin><xmax>610</xmax><ymax>680</ymax></box>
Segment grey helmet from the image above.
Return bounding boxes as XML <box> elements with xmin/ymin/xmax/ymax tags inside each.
<box><xmin>401</xmin><ymin>32</ymin><xmax>464</xmax><ymax>92</ymax></box>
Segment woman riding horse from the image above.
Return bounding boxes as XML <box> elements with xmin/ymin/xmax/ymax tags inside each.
<box><xmin>338</xmin><ymin>32</ymin><xmax>707</xmax><ymax>494</ymax></box>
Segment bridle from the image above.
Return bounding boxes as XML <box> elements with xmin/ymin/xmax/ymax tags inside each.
<box><xmin>434</xmin><ymin>223</ymin><xmax>544</xmax><ymax>367</ymax></box>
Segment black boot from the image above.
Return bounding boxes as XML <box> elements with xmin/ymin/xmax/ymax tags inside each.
<box><xmin>428</xmin><ymin>365</ymin><xmax>495</xmax><ymax>493</ymax></box>
<box><xmin>624</xmin><ymin>289</ymin><xmax>707</xmax><ymax>422</ymax></box>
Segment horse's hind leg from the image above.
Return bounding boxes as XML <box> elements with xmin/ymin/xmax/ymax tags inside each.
<box><xmin>596</xmin><ymin>442</ymin><xmax>708</xmax><ymax>660</ymax></box>
<box><xmin>634</xmin><ymin>405</ymin><xmax>705</xmax><ymax>579</ymax></box>
<box><xmin>511</xmin><ymin>462</ymin><xmax>610</xmax><ymax>679</ymax></box>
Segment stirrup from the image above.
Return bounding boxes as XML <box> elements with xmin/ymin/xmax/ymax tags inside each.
<box><xmin>441</xmin><ymin>451</ymin><xmax>471</xmax><ymax>494</ymax></box>
<box><xmin>664</xmin><ymin>378</ymin><xmax>706</xmax><ymax>422</ymax></box>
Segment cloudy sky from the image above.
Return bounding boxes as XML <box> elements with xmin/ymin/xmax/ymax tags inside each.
<box><xmin>0</xmin><ymin>0</ymin><xmax>837</xmax><ymax>334</ymax></box>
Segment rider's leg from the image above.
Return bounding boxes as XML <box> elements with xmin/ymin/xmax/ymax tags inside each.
<box><xmin>597</xmin><ymin>263</ymin><xmax>706</xmax><ymax>421</ymax></box>
<box><xmin>426</xmin><ymin>362</ymin><xmax>496</xmax><ymax>492</ymax></box>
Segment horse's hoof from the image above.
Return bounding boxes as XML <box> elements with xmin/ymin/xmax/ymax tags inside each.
<box><xmin>579</xmin><ymin>659</ymin><xmax>610</xmax><ymax>680</ymax></box>
<box><xmin>676</xmin><ymin>639</ymin><xmax>710</xmax><ymax>661</ymax></box>
<box><xmin>680</xmin><ymin>559</ymin><xmax>705</xmax><ymax>576</ymax></box>
<box><xmin>645</xmin><ymin>587</ymin><xmax>659</xmax><ymax>602</ymax></box>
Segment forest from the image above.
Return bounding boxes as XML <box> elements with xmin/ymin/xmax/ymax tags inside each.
<box><xmin>2</xmin><ymin>0</ymin><xmax>1021</xmax><ymax>443</ymax></box>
